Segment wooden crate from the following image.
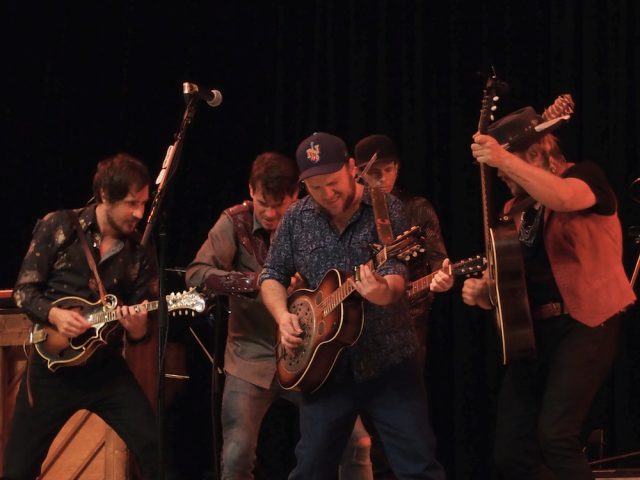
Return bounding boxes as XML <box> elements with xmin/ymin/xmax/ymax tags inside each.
<box><xmin>39</xmin><ymin>410</ymin><xmax>128</xmax><ymax>480</ymax></box>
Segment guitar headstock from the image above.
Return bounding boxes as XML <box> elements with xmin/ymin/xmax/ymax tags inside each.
<box><xmin>541</xmin><ymin>93</ymin><xmax>574</xmax><ymax>122</ymax></box>
<box><xmin>356</xmin><ymin>152</ymin><xmax>379</xmax><ymax>188</ymax></box>
<box><xmin>167</xmin><ymin>287</ymin><xmax>207</xmax><ymax>316</ymax></box>
<box><xmin>373</xmin><ymin>226</ymin><xmax>423</xmax><ymax>265</ymax></box>
<box><xmin>451</xmin><ymin>255</ymin><xmax>487</xmax><ymax>277</ymax></box>
<box><xmin>477</xmin><ymin>68</ymin><xmax>502</xmax><ymax>134</ymax></box>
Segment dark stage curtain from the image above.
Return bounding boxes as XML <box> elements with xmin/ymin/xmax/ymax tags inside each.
<box><xmin>2</xmin><ymin>1</ymin><xmax>640</xmax><ymax>478</ymax></box>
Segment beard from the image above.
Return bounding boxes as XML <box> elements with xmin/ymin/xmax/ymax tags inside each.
<box><xmin>105</xmin><ymin>209</ymin><xmax>136</xmax><ymax>237</ymax></box>
<box><xmin>316</xmin><ymin>175</ymin><xmax>357</xmax><ymax>218</ymax></box>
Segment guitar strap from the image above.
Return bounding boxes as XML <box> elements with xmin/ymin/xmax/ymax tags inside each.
<box><xmin>369</xmin><ymin>187</ymin><xmax>394</xmax><ymax>246</ymax></box>
<box><xmin>357</xmin><ymin>152</ymin><xmax>394</xmax><ymax>245</ymax></box>
<box><xmin>69</xmin><ymin>210</ymin><xmax>108</xmax><ymax>304</ymax></box>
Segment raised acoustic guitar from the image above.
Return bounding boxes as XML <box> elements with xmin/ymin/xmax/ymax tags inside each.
<box><xmin>477</xmin><ymin>71</ymin><xmax>536</xmax><ymax>364</ymax></box>
<box><xmin>477</xmin><ymin>74</ymin><xmax>575</xmax><ymax>364</ymax></box>
<box><xmin>32</xmin><ymin>288</ymin><xmax>206</xmax><ymax>371</ymax></box>
<box><xmin>276</xmin><ymin>226</ymin><xmax>422</xmax><ymax>393</ymax></box>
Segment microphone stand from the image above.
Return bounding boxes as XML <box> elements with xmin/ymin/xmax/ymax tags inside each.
<box><xmin>142</xmin><ymin>95</ymin><xmax>199</xmax><ymax>480</ymax></box>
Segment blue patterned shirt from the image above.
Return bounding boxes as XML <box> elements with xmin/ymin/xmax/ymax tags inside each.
<box><xmin>260</xmin><ymin>189</ymin><xmax>418</xmax><ymax>381</ymax></box>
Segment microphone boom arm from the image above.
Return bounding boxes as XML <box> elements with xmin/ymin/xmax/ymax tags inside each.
<box><xmin>141</xmin><ymin>96</ymin><xmax>198</xmax><ymax>246</ymax></box>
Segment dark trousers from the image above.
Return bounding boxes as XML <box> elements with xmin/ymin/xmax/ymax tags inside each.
<box><xmin>2</xmin><ymin>352</ymin><xmax>159</xmax><ymax>480</ymax></box>
<box><xmin>289</xmin><ymin>357</ymin><xmax>445</xmax><ymax>480</ymax></box>
<box><xmin>494</xmin><ymin>314</ymin><xmax>620</xmax><ymax>480</ymax></box>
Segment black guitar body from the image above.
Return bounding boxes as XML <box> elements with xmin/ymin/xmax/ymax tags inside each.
<box><xmin>487</xmin><ymin>222</ymin><xmax>536</xmax><ymax>363</ymax></box>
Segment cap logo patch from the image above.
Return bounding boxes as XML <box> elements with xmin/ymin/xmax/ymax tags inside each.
<box><xmin>306</xmin><ymin>142</ymin><xmax>320</xmax><ymax>163</ymax></box>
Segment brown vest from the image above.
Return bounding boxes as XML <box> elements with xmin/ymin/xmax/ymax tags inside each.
<box><xmin>507</xmin><ymin>167</ymin><xmax>636</xmax><ymax>326</ymax></box>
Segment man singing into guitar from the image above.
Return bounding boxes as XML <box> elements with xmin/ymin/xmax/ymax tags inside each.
<box><xmin>4</xmin><ymin>154</ymin><xmax>160</xmax><ymax>479</ymax></box>
<box><xmin>464</xmin><ymin>105</ymin><xmax>636</xmax><ymax>479</ymax></box>
<box><xmin>260</xmin><ymin>132</ymin><xmax>451</xmax><ymax>479</ymax></box>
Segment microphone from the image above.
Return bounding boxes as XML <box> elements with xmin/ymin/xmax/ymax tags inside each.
<box><xmin>182</xmin><ymin>82</ymin><xmax>223</xmax><ymax>107</ymax></box>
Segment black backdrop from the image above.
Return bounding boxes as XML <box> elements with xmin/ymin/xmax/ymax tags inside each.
<box><xmin>2</xmin><ymin>1</ymin><xmax>640</xmax><ymax>479</ymax></box>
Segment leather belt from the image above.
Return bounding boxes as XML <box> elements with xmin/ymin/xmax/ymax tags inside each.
<box><xmin>531</xmin><ymin>302</ymin><xmax>568</xmax><ymax>320</ymax></box>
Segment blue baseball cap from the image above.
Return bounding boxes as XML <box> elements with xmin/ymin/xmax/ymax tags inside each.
<box><xmin>295</xmin><ymin>132</ymin><xmax>349</xmax><ymax>181</ymax></box>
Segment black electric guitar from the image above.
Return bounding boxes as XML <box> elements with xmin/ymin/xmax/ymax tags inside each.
<box><xmin>407</xmin><ymin>255</ymin><xmax>486</xmax><ymax>299</ymax></box>
<box><xmin>32</xmin><ymin>288</ymin><xmax>206</xmax><ymax>371</ymax></box>
<box><xmin>477</xmin><ymin>71</ymin><xmax>536</xmax><ymax>364</ymax></box>
<box><xmin>276</xmin><ymin>227</ymin><xmax>422</xmax><ymax>393</ymax></box>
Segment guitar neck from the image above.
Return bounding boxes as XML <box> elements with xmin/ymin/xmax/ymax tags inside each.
<box><xmin>321</xmin><ymin>255</ymin><xmax>379</xmax><ymax>316</ymax></box>
<box><xmin>407</xmin><ymin>272</ymin><xmax>437</xmax><ymax>299</ymax></box>
<box><xmin>477</xmin><ymin>72</ymin><xmax>499</xmax><ymax>252</ymax></box>
<box><xmin>407</xmin><ymin>264</ymin><xmax>452</xmax><ymax>299</ymax></box>
<box><xmin>479</xmin><ymin>163</ymin><xmax>493</xmax><ymax>250</ymax></box>
<box><xmin>88</xmin><ymin>300</ymin><xmax>159</xmax><ymax>326</ymax></box>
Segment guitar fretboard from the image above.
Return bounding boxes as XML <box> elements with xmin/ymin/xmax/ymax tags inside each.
<box><xmin>407</xmin><ymin>272</ymin><xmax>437</xmax><ymax>299</ymax></box>
<box><xmin>320</xmin><ymin>247</ymin><xmax>388</xmax><ymax>316</ymax></box>
<box><xmin>89</xmin><ymin>301</ymin><xmax>159</xmax><ymax>326</ymax></box>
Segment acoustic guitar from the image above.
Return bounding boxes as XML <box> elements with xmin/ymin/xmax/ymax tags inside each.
<box><xmin>477</xmin><ymin>71</ymin><xmax>536</xmax><ymax>364</ymax></box>
<box><xmin>276</xmin><ymin>227</ymin><xmax>422</xmax><ymax>393</ymax></box>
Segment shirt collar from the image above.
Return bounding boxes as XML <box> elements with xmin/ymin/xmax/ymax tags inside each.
<box><xmin>77</xmin><ymin>203</ymin><xmax>99</xmax><ymax>232</ymax></box>
<box><xmin>250</xmin><ymin>201</ymin><xmax>270</xmax><ymax>235</ymax></box>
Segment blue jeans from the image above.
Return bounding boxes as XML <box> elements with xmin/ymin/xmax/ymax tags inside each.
<box><xmin>289</xmin><ymin>357</ymin><xmax>445</xmax><ymax>480</ymax></box>
<box><xmin>494</xmin><ymin>314</ymin><xmax>621</xmax><ymax>479</ymax></box>
<box><xmin>220</xmin><ymin>374</ymin><xmax>372</xmax><ymax>480</ymax></box>
<box><xmin>220</xmin><ymin>374</ymin><xmax>296</xmax><ymax>479</ymax></box>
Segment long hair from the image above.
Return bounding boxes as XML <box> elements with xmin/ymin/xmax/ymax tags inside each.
<box><xmin>529</xmin><ymin>134</ymin><xmax>567</xmax><ymax>168</ymax></box>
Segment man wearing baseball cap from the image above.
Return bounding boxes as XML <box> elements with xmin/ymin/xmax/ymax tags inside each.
<box><xmin>260</xmin><ymin>132</ymin><xmax>449</xmax><ymax>479</ymax></box>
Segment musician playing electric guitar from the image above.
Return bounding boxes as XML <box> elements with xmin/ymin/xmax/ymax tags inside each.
<box><xmin>465</xmin><ymin>102</ymin><xmax>636</xmax><ymax>479</ymax></box>
<box><xmin>260</xmin><ymin>132</ymin><xmax>450</xmax><ymax>480</ymax></box>
<box><xmin>5</xmin><ymin>154</ymin><xmax>160</xmax><ymax>480</ymax></box>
